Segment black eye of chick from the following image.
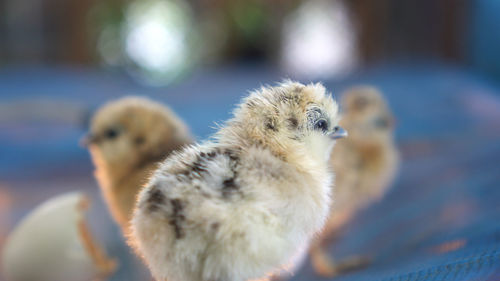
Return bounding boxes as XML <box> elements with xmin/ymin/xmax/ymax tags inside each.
<box><xmin>314</xmin><ymin>119</ymin><xmax>328</xmax><ymax>132</ymax></box>
<box><xmin>105</xmin><ymin>128</ymin><xmax>120</xmax><ymax>139</ymax></box>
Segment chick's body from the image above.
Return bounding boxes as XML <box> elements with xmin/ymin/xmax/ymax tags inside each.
<box><xmin>131</xmin><ymin>81</ymin><xmax>344</xmax><ymax>281</ymax></box>
<box><xmin>86</xmin><ymin>97</ymin><xmax>192</xmax><ymax>232</ymax></box>
<box><xmin>330</xmin><ymin>131</ymin><xmax>397</xmax><ymax>215</ymax></box>
<box><xmin>310</xmin><ymin>87</ymin><xmax>399</xmax><ymax>277</ymax></box>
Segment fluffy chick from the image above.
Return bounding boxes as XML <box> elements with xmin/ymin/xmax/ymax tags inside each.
<box><xmin>310</xmin><ymin>86</ymin><xmax>399</xmax><ymax>277</ymax></box>
<box><xmin>130</xmin><ymin>81</ymin><xmax>347</xmax><ymax>281</ymax></box>
<box><xmin>84</xmin><ymin>97</ymin><xmax>192</xmax><ymax>232</ymax></box>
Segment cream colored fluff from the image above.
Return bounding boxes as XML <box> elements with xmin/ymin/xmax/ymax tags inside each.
<box><xmin>86</xmin><ymin>97</ymin><xmax>192</xmax><ymax>234</ymax></box>
<box><xmin>130</xmin><ymin>81</ymin><xmax>342</xmax><ymax>281</ymax></box>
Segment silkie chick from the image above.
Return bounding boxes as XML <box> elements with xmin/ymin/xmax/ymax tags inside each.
<box><xmin>130</xmin><ymin>81</ymin><xmax>347</xmax><ymax>281</ymax></box>
<box><xmin>84</xmin><ymin>97</ymin><xmax>193</xmax><ymax>233</ymax></box>
<box><xmin>310</xmin><ymin>86</ymin><xmax>399</xmax><ymax>277</ymax></box>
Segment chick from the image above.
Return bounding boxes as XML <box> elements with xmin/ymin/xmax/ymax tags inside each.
<box><xmin>130</xmin><ymin>81</ymin><xmax>347</xmax><ymax>281</ymax></box>
<box><xmin>83</xmin><ymin>97</ymin><xmax>193</xmax><ymax>233</ymax></box>
<box><xmin>309</xmin><ymin>86</ymin><xmax>399</xmax><ymax>277</ymax></box>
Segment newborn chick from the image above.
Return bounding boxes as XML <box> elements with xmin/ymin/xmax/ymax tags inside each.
<box><xmin>130</xmin><ymin>81</ymin><xmax>346</xmax><ymax>281</ymax></box>
<box><xmin>310</xmin><ymin>86</ymin><xmax>399</xmax><ymax>277</ymax></box>
<box><xmin>84</xmin><ymin>97</ymin><xmax>192</xmax><ymax>233</ymax></box>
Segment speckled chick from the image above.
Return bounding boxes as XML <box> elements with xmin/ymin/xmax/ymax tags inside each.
<box><xmin>310</xmin><ymin>86</ymin><xmax>399</xmax><ymax>277</ymax></box>
<box><xmin>84</xmin><ymin>97</ymin><xmax>192</xmax><ymax>233</ymax></box>
<box><xmin>130</xmin><ymin>81</ymin><xmax>346</xmax><ymax>281</ymax></box>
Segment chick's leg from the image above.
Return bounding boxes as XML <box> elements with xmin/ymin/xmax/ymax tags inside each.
<box><xmin>310</xmin><ymin>247</ymin><xmax>371</xmax><ymax>277</ymax></box>
<box><xmin>310</xmin><ymin>210</ymin><xmax>370</xmax><ymax>277</ymax></box>
<box><xmin>310</xmin><ymin>239</ymin><xmax>371</xmax><ymax>277</ymax></box>
<box><xmin>309</xmin><ymin>232</ymin><xmax>340</xmax><ymax>277</ymax></box>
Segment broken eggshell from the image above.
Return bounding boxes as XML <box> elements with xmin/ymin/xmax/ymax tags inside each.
<box><xmin>2</xmin><ymin>192</ymin><xmax>116</xmax><ymax>281</ymax></box>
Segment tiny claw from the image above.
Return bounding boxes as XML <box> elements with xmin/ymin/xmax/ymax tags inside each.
<box><xmin>312</xmin><ymin>253</ymin><xmax>371</xmax><ymax>278</ymax></box>
<box><xmin>334</xmin><ymin>256</ymin><xmax>371</xmax><ymax>275</ymax></box>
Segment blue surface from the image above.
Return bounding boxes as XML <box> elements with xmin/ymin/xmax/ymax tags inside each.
<box><xmin>470</xmin><ymin>0</ymin><xmax>500</xmax><ymax>81</ymax></box>
<box><xmin>0</xmin><ymin>62</ymin><xmax>499</xmax><ymax>281</ymax></box>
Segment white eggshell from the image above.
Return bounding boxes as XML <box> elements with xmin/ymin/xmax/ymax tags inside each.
<box><xmin>2</xmin><ymin>192</ymin><xmax>116</xmax><ymax>281</ymax></box>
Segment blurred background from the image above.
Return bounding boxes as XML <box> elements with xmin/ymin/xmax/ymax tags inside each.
<box><xmin>1</xmin><ymin>0</ymin><xmax>500</xmax><ymax>280</ymax></box>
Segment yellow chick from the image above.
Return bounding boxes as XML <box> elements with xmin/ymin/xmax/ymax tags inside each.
<box><xmin>310</xmin><ymin>86</ymin><xmax>399</xmax><ymax>277</ymax></box>
<box><xmin>83</xmin><ymin>97</ymin><xmax>193</xmax><ymax>233</ymax></box>
<box><xmin>130</xmin><ymin>81</ymin><xmax>347</xmax><ymax>281</ymax></box>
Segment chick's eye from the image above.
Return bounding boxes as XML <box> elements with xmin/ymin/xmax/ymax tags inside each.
<box><xmin>354</xmin><ymin>97</ymin><xmax>369</xmax><ymax>111</ymax></box>
<box><xmin>105</xmin><ymin>128</ymin><xmax>119</xmax><ymax>139</ymax></box>
<box><xmin>314</xmin><ymin>119</ymin><xmax>328</xmax><ymax>132</ymax></box>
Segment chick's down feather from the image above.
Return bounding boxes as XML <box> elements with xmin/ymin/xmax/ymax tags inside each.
<box><xmin>130</xmin><ymin>81</ymin><xmax>345</xmax><ymax>281</ymax></box>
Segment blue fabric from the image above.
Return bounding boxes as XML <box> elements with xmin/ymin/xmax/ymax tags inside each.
<box><xmin>0</xmin><ymin>62</ymin><xmax>499</xmax><ymax>281</ymax></box>
<box><xmin>470</xmin><ymin>0</ymin><xmax>500</xmax><ymax>82</ymax></box>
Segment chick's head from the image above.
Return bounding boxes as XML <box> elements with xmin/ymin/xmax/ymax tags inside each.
<box><xmin>220</xmin><ymin>81</ymin><xmax>344</xmax><ymax>163</ymax></box>
<box><xmin>84</xmin><ymin>97</ymin><xmax>191</xmax><ymax>178</ymax></box>
<box><xmin>340</xmin><ymin>87</ymin><xmax>395</xmax><ymax>146</ymax></box>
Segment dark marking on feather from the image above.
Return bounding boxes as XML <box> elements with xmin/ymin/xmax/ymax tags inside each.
<box><xmin>201</xmin><ymin>149</ymin><xmax>219</xmax><ymax>160</ymax></box>
<box><xmin>287</xmin><ymin>117</ymin><xmax>298</xmax><ymax>129</ymax></box>
<box><xmin>146</xmin><ymin>187</ymin><xmax>165</xmax><ymax>212</ymax></box>
<box><xmin>279</xmin><ymin>87</ymin><xmax>303</xmax><ymax>104</ymax></box>
<box><xmin>222</xmin><ymin>177</ymin><xmax>239</xmax><ymax>198</ymax></box>
<box><xmin>293</xmin><ymin>85</ymin><xmax>304</xmax><ymax>93</ymax></box>
<box><xmin>265</xmin><ymin>118</ymin><xmax>278</xmax><ymax>132</ymax></box>
<box><xmin>246</xmin><ymin>100</ymin><xmax>257</xmax><ymax>108</ymax></box>
<box><xmin>179</xmin><ymin>152</ymin><xmax>215</xmax><ymax>179</ymax></box>
<box><xmin>278</xmin><ymin>94</ymin><xmax>291</xmax><ymax>103</ymax></box>
<box><xmin>223</xmin><ymin>149</ymin><xmax>240</xmax><ymax>164</ymax></box>
<box><xmin>211</xmin><ymin>222</ymin><xmax>220</xmax><ymax>231</ymax></box>
<box><xmin>191</xmin><ymin>156</ymin><xmax>208</xmax><ymax>175</ymax></box>
<box><xmin>168</xmin><ymin>199</ymin><xmax>185</xmax><ymax>239</ymax></box>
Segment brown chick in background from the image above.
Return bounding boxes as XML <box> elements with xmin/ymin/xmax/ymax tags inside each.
<box><xmin>309</xmin><ymin>86</ymin><xmax>399</xmax><ymax>277</ymax></box>
<box><xmin>83</xmin><ymin>97</ymin><xmax>193</xmax><ymax>234</ymax></box>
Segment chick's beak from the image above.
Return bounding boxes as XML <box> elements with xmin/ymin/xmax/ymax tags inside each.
<box><xmin>329</xmin><ymin>126</ymin><xmax>348</xmax><ymax>140</ymax></box>
<box><xmin>80</xmin><ymin>134</ymin><xmax>98</xmax><ymax>147</ymax></box>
